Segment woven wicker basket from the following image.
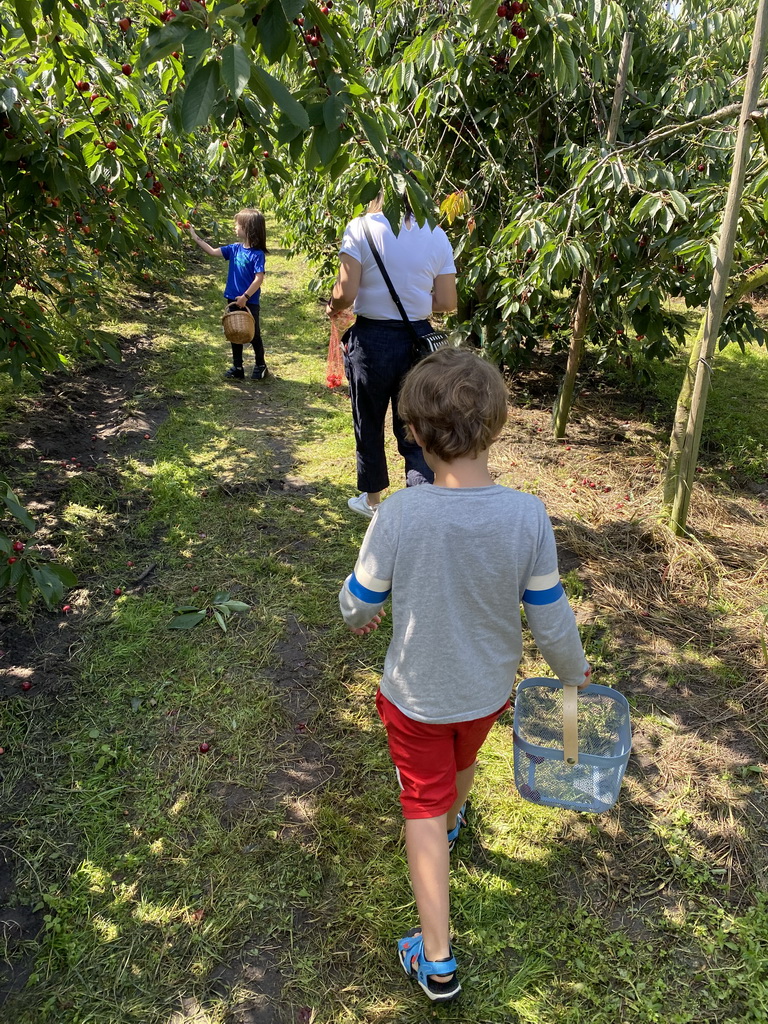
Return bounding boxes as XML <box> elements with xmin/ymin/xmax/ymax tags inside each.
<box><xmin>221</xmin><ymin>304</ymin><xmax>255</xmax><ymax>345</ymax></box>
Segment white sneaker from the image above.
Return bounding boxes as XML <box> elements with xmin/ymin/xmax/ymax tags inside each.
<box><xmin>347</xmin><ymin>493</ymin><xmax>378</xmax><ymax>519</ymax></box>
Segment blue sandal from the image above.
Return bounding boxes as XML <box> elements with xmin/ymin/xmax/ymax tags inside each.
<box><xmin>447</xmin><ymin>803</ymin><xmax>467</xmax><ymax>853</ymax></box>
<box><xmin>397</xmin><ymin>928</ymin><xmax>461</xmax><ymax>1003</ymax></box>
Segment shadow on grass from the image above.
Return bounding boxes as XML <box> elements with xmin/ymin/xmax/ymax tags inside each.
<box><xmin>2</xmin><ymin>262</ymin><xmax>767</xmax><ymax>1024</ymax></box>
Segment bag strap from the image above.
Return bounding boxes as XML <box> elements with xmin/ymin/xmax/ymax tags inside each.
<box><xmin>361</xmin><ymin>218</ymin><xmax>419</xmax><ymax>341</ymax></box>
<box><xmin>562</xmin><ymin>684</ymin><xmax>579</xmax><ymax>765</ymax></box>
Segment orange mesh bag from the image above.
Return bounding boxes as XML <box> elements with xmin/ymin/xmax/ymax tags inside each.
<box><xmin>326</xmin><ymin>311</ymin><xmax>354</xmax><ymax>388</ymax></box>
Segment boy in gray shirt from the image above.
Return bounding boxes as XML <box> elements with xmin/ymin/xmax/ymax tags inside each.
<box><xmin>339</xmin><ymin>348</ymin><xmax>590</xmax><ymax>1003</ymax></box>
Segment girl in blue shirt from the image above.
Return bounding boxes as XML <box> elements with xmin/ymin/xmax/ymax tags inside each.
<box><xmin>188</xmin><ymin>209</ymin><xmax>269</xmax><ymax>380</ymax></box>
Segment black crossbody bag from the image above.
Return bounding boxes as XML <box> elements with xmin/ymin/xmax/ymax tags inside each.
<box><xmin>361</xmin><ymin>219</ymin><xmax>449</xmax><ymax>364</ymax></box>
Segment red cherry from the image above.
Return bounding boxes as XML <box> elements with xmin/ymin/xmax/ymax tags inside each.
<box><xmin>118</xmin><ymin>16</ymin><xmax>131</xmax><ymax>31</ymax></box>
<box><xmin>179</xmin><ymin>0</ymin><xmax>190</xmax><ymax>9</ymax></box>
<box><xmin>12</xmin><ymin>541</ymin><xmax>24</xmax><ymax>552</ymax></box>
<box><xmin>7</xmin><ymin>557</ymin><xmax>17</xmax><ymax>564</ymax></box>
<box><xmin>144</xmin><ymin>433</ymin><xmax>151</xmax><ymax>439</ymax></box>
<box><xmin>192</xmin><ymin>585</ymin><xmax>200</xmax><ymax>593</ymax></box>
<box><xmin>62</xmin><ymin>604</ymin><xmax>72</xmax><ymax>613</ymax></box>
<box><xmin>497</xmin><ymin>4</ymin><xmax>508</xmax><ymax>15</ymax></box>
<box><xmin>697</xmin><ymin>163</ymin><xmax>705</xmax><ymax>171</ymax></box>
<box><xmin>320</xmin><ymin>4</ymin><xmax>329</xmax><ymax>11</ymax></box>
<box><xmin>126</xmin><ymin>560</ymin><xmax>135</xmax><ymax>567</ymax></box>
<box><xmin>21</xmin><ymin>681</ymin><xmax>32</xmax><ymax>692</ymax></box>
<box><xmin>222</xmin><ymin>140</ymin><xmax>229</xmax><ymax>148</ymax></box>
<box><xmin>113</xmin><ymin>587</ymin><xmax>122</xmax><ymax>596</ymax></box>
<box><xmin>121</xmin><ymin>63</ymin><xmax>132</xmax><ymax>75</ymax></box>
<box><xmin>262</xmin><ymin>150</ymin><xmax>269</xmax><ymax>158</ymax></box>
<box><xmin>106</xmin><ymin>140</ymin><xmax>117</xmax><ymax>151</ymax></box>
<box><xmin>199</xmin><ymin>742</ymin><xmax>210</xmax><ymax>753</ymax></box>
<box><xmin>295</xmin><ymin>15</ymin><xmax>304</xmax><ymax>24</ymax></box>
<box><xmin>76</xmin><ymin>80</ymin><xmax>90</xmax><ymax>91</ymax></box>
<box><xmin>172</xmin><ymin>51</ymin><xmax>180</xmax><ymax>58</ymax></box>
<box><xmin>160</xmin><ymin>9</ymin><xmax>176</xmax><ymax>21</ymax></box>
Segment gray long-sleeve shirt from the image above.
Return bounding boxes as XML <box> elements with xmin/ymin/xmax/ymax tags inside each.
<box><xmin>339</xmin><ymin>484</ymin><xmax>589</xmax><ymax>724</ymax></box>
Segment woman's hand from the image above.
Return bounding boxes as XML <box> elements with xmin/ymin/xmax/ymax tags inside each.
<box><xmin>348</xmin><ymin>609</ymin><xmax>386</xmax><ymax>636</ymax></box>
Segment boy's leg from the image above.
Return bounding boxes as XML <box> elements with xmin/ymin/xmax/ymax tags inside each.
<box><xmin>230</xmin><ymin>342</ymin><xmax>244</xmax><ymax>367</ymax></box>
<box><xmin>405</xmin><ymin>816</ymin><xmax>452</xmax><ymax>968</ymax></box>
<box><xmin>447</xmin><ymin>762</ymin><xmax>476</xmax><ymax>832</ymax></box>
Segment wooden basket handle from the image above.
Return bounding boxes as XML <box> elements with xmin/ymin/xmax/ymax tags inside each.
<box><xmin>563</xmin><ymin>684</ymin><xmax>579</xmax><ymax>765</ymax></box>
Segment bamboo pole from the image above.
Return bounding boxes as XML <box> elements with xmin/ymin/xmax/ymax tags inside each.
<box><xmin>669</xmin><ymin>0</ymin><xmax>768</xmax><ymax>534</ymax></box>
<box><xmin>553</xmin><ymin>31</ymin><xmax>633</xmax><ymax>438</ymax></box>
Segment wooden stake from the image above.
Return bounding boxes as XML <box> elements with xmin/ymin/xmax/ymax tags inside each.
<box><xmin>669</xmin><ymin>0</ymin><xmax>768</xmax><ymax>534</ymax></box>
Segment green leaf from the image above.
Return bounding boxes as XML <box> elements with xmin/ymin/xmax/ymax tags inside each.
<box><xmin>3</xmin><ymin>486</ymin><xmax>36</xmax><ymax>532</ymax></box>
<box><xmin>137</xmin><ymin>191</ymin><xmax>158</xmax><ymax>229</ymax></box>
<box><xmin>253</xmin><ymin>67</ymin><xmax>309</xmax><ymax>130</ymax></box>
<box><xmin>47</xmin><ymin>562</ymin><xmax>77</xmax><ymax>586</ymax></box>
<box><xmin>213</xmin><ymin>608</ymin><xmax>227</xmax><ymax>632</ymax></box>
<box><xmin>313</xmin><ymin>125</ymin><xmax>341</xmax><ymax>166</ymax></box>
<box><xmin>470</xmin><ymin>0</ymin><xmax>501</xmax><ymax>32</ymax></box>
<box><xmin>257</xmin><ymin>0</ymin><xmax>292</xmax><ymax>62</ymax></box>
<box><xmin>220</xmin><ymin>43</ymin><xmax>251</xmax><ymax>99</ymax></box>
<box><xmin>140</xmin><ymin>23</ymin><xmax>192</xmax><ymax>68</ymax></box>
<box><xmin>168</xmin><ymin>611</ymin><xmax>207</xmax><ymax>629</ymax></box>
<box><xmin>323</xmin><ymin>95</ymin><xmax>347</xmax><ymax>133</ymax></box>
<box><xmin>181</xmin><ymin>61</ymin><xmax>220</xmax><ymax>134</ymax></box>
<box><xmin>358</xmin><ymin>111</ymin><xmax>388</xmax><ymax>159</ymax></box>
<box><xmin>553</xmin><ymin>37</ymin><xmax>578</xmax><ymax>92</ymax></box>
<box><xmin>16</xmin><ymin>571</ymin><xmax>33</xmax><ymax>608</ymax></box>
<box><xmin>30</xmin><ymin>565</ymin><xmax>65</xmax><ymax>608</ymax></box>
<box><xmin>14</xmin><ymin>0</ymin><xmax>37</xmax><ymax>44</ymax></box>
<box><xmin>223</xmin><ymin>600</ymin><xmax>250</xmax><ymax>612</ymax></box>
<box><xmin>213</xmin><ymin>591</ymin><xmax>231</xmax><ymax>604</ymax></box>
<box><xmin>279</xmin><ymin>0</ymin><xmax>304</xmax><ymax>19</ymax></box>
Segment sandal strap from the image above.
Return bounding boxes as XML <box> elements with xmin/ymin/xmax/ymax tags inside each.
<box><xmin>397</xmin><ymin>930</ymin><xmax>424</xmax><ymax>977</ymax></box>
<box><xmin>417</xmin><ymin>953</ymin><xmax>458</xmax><ymax>986</ymax></box>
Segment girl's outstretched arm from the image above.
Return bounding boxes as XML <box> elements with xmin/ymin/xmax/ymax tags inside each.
<box><xmin>187</xmin><ymin>226</ymin><xmax>222</xmax><ymax>257</ymax></box>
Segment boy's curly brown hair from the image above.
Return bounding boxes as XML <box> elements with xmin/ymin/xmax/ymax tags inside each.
<box><xmin>398</xmin><ymin>348</ymin><xmax>508</xmax><ymax>461</ymax></box>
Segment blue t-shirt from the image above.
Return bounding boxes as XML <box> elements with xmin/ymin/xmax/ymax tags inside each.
<box><xmin>220</xmin><ymin>244</ymin><xmax>265</xmax><ymax>304</ymax></box>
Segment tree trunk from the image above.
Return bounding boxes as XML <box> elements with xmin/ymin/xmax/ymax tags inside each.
<box><xmin>551</xmin><ymin>31</ymin><xmax>633</xmax><ymax>438</ymax></box>
<box><xmin>553</xmin><ymin>269</ymin><xmax>593</xmax><ymax>437</ymax></box>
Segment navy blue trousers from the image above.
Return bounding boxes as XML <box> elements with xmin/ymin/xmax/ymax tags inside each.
<box><xmin>344</xmin><ymin>316</ymin><xmax>434</xmax><ymax>493</ymax></box>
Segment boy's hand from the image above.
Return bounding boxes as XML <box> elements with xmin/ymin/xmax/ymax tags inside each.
<box><xmin>187</xmin><ymin>225</ymin><xmax>198</xmax><ymax>239</ymax></box>
<box><xmin>578</xmin><ymin>666</ymin><xmax>593</xmax><ymax>690</ymax></box>
<box><xmin>234</xmin><ymin>294</ymin><xmax>248</xmax><ymax>308</ymax></box>
<box><xmin>349</xmin><ymin>609</ymin><xmax>386</xmax><ymax>636</ymax></box>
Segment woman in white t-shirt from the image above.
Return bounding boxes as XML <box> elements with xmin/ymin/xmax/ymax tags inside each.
<box><xmin>326</xmin><ymin>195</ymin><xmax>457</xmax><ymax>518</ymax></box>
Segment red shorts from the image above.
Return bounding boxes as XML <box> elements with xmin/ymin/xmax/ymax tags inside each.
<box><xmin>375</xmin><ymin>689</ymin><xmax>510</xmax><ymax>819</ymax></box>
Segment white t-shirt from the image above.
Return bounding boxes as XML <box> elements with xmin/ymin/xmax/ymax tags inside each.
<box><xmin>339</xmin><ymin>213</ymin><xmax>456</xmax><ymax>321</ymax></box>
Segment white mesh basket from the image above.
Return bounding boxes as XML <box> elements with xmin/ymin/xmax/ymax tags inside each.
<box><xmin>513</xmin><ymin>678</ymin><xmax>631</xmax><ymax>813</ymax></box>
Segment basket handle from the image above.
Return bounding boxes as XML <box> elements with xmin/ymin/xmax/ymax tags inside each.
<box><xmin>563</xmin><ymin>684</ymin><xmax>579</xmax><ymax>765</ymax></box>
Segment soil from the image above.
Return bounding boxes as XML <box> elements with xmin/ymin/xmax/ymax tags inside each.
<box><xmin>1</xmin><ymin>325</ymin><xmax>767</xmax><ymax>1019</ymax></box>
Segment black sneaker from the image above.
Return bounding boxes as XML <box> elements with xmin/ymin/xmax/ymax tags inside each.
<box><xmin>251</xmin><ymin>364</ymin><xmax>268</xmax><ymax>380</ymax></box>
<box><xmin>224</xmin><ymin>366</ymin><xmax>245</xmax><ymax>379</ymax></box>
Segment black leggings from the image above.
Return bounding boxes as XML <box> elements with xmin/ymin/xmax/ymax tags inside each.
<box><xmin>230</xmin><ymin>304</ymin><xmax>264</xmax><ymax>367</ymax></box>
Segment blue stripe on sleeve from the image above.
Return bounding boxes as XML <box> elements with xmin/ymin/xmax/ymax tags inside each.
<box><xmin>522</xmin><ymin>581</ymin><xmax>564</xmax><ymax>605</ymax></box>
<box><xmin>348</xmin><ymin>573</ymin><xmax>391</xmax><ymax>605</ymax></box>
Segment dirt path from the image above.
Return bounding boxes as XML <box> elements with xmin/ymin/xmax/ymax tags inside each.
<box><xmin>2</xmin><ymin>268</ymin><xmax>768</xmax><ymax>1022</ymax></box>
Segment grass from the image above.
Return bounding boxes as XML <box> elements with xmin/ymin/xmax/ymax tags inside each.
<box><xmin>1</xmin><ymin>245</ymin><xmax>767</xmax><ymax>1023</ymax></box>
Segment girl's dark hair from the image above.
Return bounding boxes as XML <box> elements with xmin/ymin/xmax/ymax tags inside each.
<box><xmin>399</xmin><ymin>348</ymin><xmax>508</xmax><ymax>461</ymax></box>
<box><xmin>236</xmin><ymin>209</ymin><xmax>268</xmax><ymax>252</ymax></box>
